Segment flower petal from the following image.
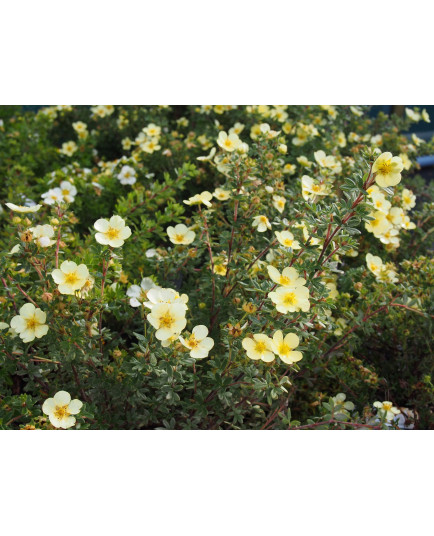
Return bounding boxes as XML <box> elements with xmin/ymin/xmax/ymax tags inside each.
<box><xmin>53</xmin><ymin>391</ymin><xmax>71</xmax><ymax>406</ymax></box>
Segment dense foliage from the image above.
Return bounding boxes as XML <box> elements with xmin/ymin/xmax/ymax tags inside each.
<box><xmin>0</xmin><ymin>105</ymin><xmax>432</xmax><ymax>429</ymax></box>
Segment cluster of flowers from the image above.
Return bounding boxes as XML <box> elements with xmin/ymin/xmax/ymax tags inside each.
<box><xmin>365</xmin><ymin>253</ymin><xmax>398</xmax><ymax>283</ymax></box>
<box><xmin>126</xmin><ymin>278</ymin><xmax>214</xmax><ymax>358</ymax></box>
<box><xmin>41</xmin><ymin>180</ymin><xmax>77</xmax><ymax>205</ymax></box>
<box><xmin>364</xmin><ymin>152</ymin><xmax>416</xmax><ymax>250</ymax></box>
<box><xmin>133</xmin><ymin>122</ymin><xmax>162</xmax><ymax>155</ymax></box>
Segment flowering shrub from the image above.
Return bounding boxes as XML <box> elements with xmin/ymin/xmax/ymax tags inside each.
<box><xmin>0</xmin><ymin>105</ymin><xmax>433</xmax><ymax>430</ymax></box>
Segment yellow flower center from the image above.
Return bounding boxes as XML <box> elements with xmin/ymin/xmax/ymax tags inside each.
<box><xmin>280</xmin><ymin>276</ymin><xmax>291</xmax><ymax>285</ymax></box>
<box><xmin>187</xmin><ymin>335</ymin><xmax>199</xmax><ymax>349</ymax></box>
<box><xmin>64</xmin><ymin>272</ymin><xmax>79</xmax><ymax>285</ymax></box>
<box><xmin>159</xmin><ymin>312</ymin><xmax>175</xmax><ymax>328</ymax></box>
<box><xmin>53</xmin><ymin>405</ymin><xmax>70</xmax><ymax>420</ymax></box>
<box><xmin>278</xmin><ymin>343</ymin><xmax>291</xmax><ymax>356</ymax></box>
<box><xmin>403</xmin><ymin>195</ymin><xmax>411</xmax><ymax>204</ymax></box>
<box><xmin>174</xmin><ymin>234</ymin><xmax>185</xmax><ymax>243</ymax></box>
<box><xmin>26</xmin><ymin>316</ymin><xmax>38</xmax><ymax>330</ymax></box>
<box><xmin>260</xmin><ymin>216</ymin><xmax>268</xmax><ymax>224</ymax></box>
<box><xmin>283</xmin><ymin>292</ymin><xmax>297</xmax><ymax>306</ymax></box>
<box><xmin>254</xmin><ymin>341</ymin><xmax>267</xmax><ymax>353</ymax></box>
<box><xmin>224</xmin><ymin>139</ymin><xmax>233</xmax><ymax>148</ymax></box>
<box><xmin>312</xmin><ymin>184</ymin><xmax>321</xmax><ymax>193</ymax></box>
<box><xmin>283</xmin><ymin>239</ymin><xmax>293</xmax><ymax>247</ymax></box>
<box><xmin>370</xmin><ymin>263</ymin><xmax>378</xmax><ymax>272</ymax></box>
<box><xmin>62</xmin><ymin>189</ymin><xmax>69</xmax><ymax>196</ymax></box>
<box><xmin>378</xmin><ymin>160</ymin><xmax>392</xmax><ymax>175</ymax></box>
<box><xmin>106</xmin><ymin>227</ymin><xmax>121</xmax><ymax>240</ymax></box>
<box><xmin>383</xmin><ymin>402</ymin><xmax>392</xmax><ymax>411</ymax></box>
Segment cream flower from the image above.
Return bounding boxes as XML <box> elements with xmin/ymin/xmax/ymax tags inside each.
<box><xmin>301</xmin><ymin>175</ymin><xmax>328</xmax><ymax>200</ymax></box>
<box><xmin>180</xmin><ymin>325</ymin><xmax>214</xmax><ymax>359</ymax></box>
<box><xmin>197</xmin><ymin>147</ymin><xmax>216</xmax><ymax>161</ymax></box>
<box><xmin>72</xmin><ymin>121</ymin><xmax>88</xmax><ymax>136</ymax></box>
<box><xmin>275</xmin><ymin>231</ymin><xmax>301</xmax><ymax>250</ymax></box>
<box><xmin>401</xmin><ymin>215</ymin><xmax>416</xmax><ymax>230</ymax></box>
<box><xmin>5</xmin><ymin>203</ymin><xmax>42</xmax><ymax>213</ymax></box>
<box><xmin>242</xmin><ymin>334</ymin><xmax>275</xmax><ymax>362</ymax></box>
<box><xmin>229</xmin><ymin>122</ymin><xmax>245</xmax><ymax>135</ymax></box>
<box><xmin>10</xmin><ymin>303</ymin><xmax>49</xmax><ymax>343</ymax></box>
<box><xmin>272</xmin><ymin>195</ymin><xmax>286</xmax><ymax>213</ymax></box>
<box><xmin>386</xmin><ymin>207</ymin><xmax>404</xmax><ymax>227</ymax></box>
<box><xmin>147</xmin><ymin>302</ymin><xmax>187</xmax><ymax>340</ymax></box>
<box><xmin>405</xmin><ymin>108</ymin><xmax>420</xmax><ymax>122</ymax></box>
<box><xmin>269</xmin><ymin>285</ymin><xmax>310</xmax><ymax>313</ymax></box>
<box><xmin>372</xmin><ymin>152</ymin><xmax>404</xmax><ymax>188</ymax></box>
<box><xmin>379</xmin><ymin>228</ymin><xmax>399</xmax><ymax>246</ymax></box>
<box><xmin>60</xmin><ymin>181</ymin><xmax>77</xmax><ymax>203</ymax></box>
<box><xmin>42</xmin><ymin>391</ymin><xmax>83</xmax><ymax>429</ymax></box>
<box><xmin>60</xmin><ymin>141</ymin><xmax>78</xmax><ymax>156</ymax></box>
<box><xmin>51</xmin><ymin>261</ymin><xmax>90</xmax><ymax>295</ymax></box>
<box><xmin>94</xmin><ymin>215</ymin><xmax>132</xmax><ymax>247</ymax></box>
<box><xmin>402</xmin><ymin>189</ymin><xmax>416</xmax><ymax>210</ymax></box>
<box><xmin>184</xmin><ymin>191</ymin><xmax>213</xmax><ymax>208</ymax></box>
<box><xmin>117</xmin><ymin>165</ymin><xmax>137</xmax><ymax>185</ymax></box>
<box><xmin>267</xmin><ymin>265</ymin><xmax>306</xmax><ymax>287</ymax></box>
<box><xmin>365</xmin><ymin>211</ymin><xmax>392</xmax><ymax>237</ymax></box>
<box><xmin>167</xmin><ymin>223</ymin><xmax>195</xmax><ymax>245</ymax></box>
<box><xmin>41</xmin><ymin>188</ymin><xmax>64</xmax><ymax>205</ymax></box>
<box><xmin>366</xmin><ymin>253</ymin><xmax>383</xmax><ymax>276</ymax></box>
<box><xmin>374</xmin><ymin>401</ymin><xmax>400</xmax><ymax>421</ymax></box>
<box><xmin>271</xmin><ymin>330</ymin><xmax>302</xmax><ymax>364</ymax></box>
<box><xmin>144</xmin><ymin>287</ymin><xmax>188</xmax><ymax>310</ymax></box>
<box><xmin>141</xmin><ymin>138</ymin><xmax>161</xmax><ymax>153</ymax></box>
<box><xmin>213</xmin><ymin>188</ymin><xmax>231</xmax><ymax>201</ymax></box>
<box><xmin>31</xmin><ymin>224</ymin><xmax>55</xmax><ymax>247</ymax></box>
<box><xmin>217</xmin><ymin>131</ymin><xmax>241</xmax><ymax>152</ymax></box>
<box><xmin>127</xmin><ymin>278</ymin><xmax>159</xmax><ymax>307</ymax></box>
<box><xmin>370</xmin><ymin>192</ymin><xmax>391</xmax><ymax>214</ymax></box>
<box><xmin>143</xmin><ymin>123</ymin><xmax>161</xmax><ymax>137</ymax></box>
<box><xmin>252</xmin><ymin>215</ymin><xmax>271</xmax><ymax>232</ymax></box>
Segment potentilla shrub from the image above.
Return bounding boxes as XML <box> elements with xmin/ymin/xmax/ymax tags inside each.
<box><xmin>0</xmin><ymin>105</ymin><xmax>432</xmax><ymax>430</ymax></box>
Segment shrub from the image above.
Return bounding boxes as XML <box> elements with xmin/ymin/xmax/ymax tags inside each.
<box><xmin>0</xmin><ymin>105</ymin><xmax>432</xmax><ymax>430</ymax></box>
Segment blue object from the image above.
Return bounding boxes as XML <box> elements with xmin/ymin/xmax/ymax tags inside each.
<box><xmin>417</xmin><ymin>155</ymin><xmax>434</xmax><ymax>168</ymax></box>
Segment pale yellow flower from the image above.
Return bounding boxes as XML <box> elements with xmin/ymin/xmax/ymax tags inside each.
<box><xmin>143</xmin><ymin>123</ymin><xmax>161</xmax><ymax>137</ymax></box>
<box><xmin>252</xmin><ymin>215</ymin><xmax>271</xmax><ymax>232</ymax></box>
<box><xmin>10</xmin><ymin>303</ymin><xmax>48</xmax><ymax>343</ymax></box>
<box><xmin>242</xmin><ymin>334</ymin><xmax>274</xmax><ymax>362</ymax></box>
<box><xmin>167</xmin><ymin>223</ymin><xmax>195</xmax><ymax>245</ymax></box>
<box><xmin>373</xmin><ymin>152</ymin><xmax>404</xmax><ymax>188</ymax></box>
<box><xmin>374</xmin><ymin>401</ymin><xmax>400</xmax><ymax>421</ymax></box>
<box><xmin>147</xmin><ymin>302</ymin><xmax>187</xmax><ymax>341</ymax></box>
<box><xmin>180</xmin><ymin>325</ymin><xmax>214</xmax><ymax>359</ymax></box>
<box><xmin>31</xmin><ymin>224</ymin><xmax>55</xmax><ymax>247</ymax></box>
<box><xmin>51</xmin><ymin>261</ymin><xmax>90</xmax><ymax>295</ymax></box>
<box><xmin>271</xmin><ymin>330</ymin><xmax>302</xmax><ymax>364</ymax></box>
<box><xmin>275</xmin><ymin>231</ymin><xmax>301</xmax><ymax>249</ymax></box>
<box><xmin>60</xmin><ymin>141</ymin><xmax>78</xmax><ymax>156</ymax></box>
<box><xmin>269</xmin><ymin>285</ymin><xmax>310</xmax><ymax>313</ymax></box>
<box><xmin>184</xmin><ymin>191</ymin><xmax>213</xmax><ymax>208</ymax></box>
<box><xmin>42</xmin><ymin>391</ymin><xmax>83</xmax><ymax>429</ymax></box>
<box><xmin>365</xmin><ymin>211</ymin><xmax>392</xmax><ymax>237</ymax></box>
<box><xmin>213</xmin><ymin>188</ymin><xmax>231</xmax><ymax>201</ymax></box>
<box><xmin>217</xmin><ymin>131</ymin><xmax>241</xmax><ymax>152</ymax></box>
<box><xmin>370</xmin><ymin>192</ymin><xmax>391</xmax><ymax>214</ymax></box>
<box><xmin>267</xmin><ymin>266</ymin><xmax>306</xmax><ymax>287</ymax></box>
<box><xmin>272</xmin><ymin>195</ymin><xmax>286</xmax><ymax>213</ymax></box>
<box><xmin>402</xmin><ymin>189</ymin><xmax>416</xmax><ymax>210</ymax></box>
<box><xmin>94</xmin><ymin>215</ymin><xmax>132</xmax><ymax>247</ymax></box>
<box><xmin>5</xmin><ymin>203</ymin><xmax>42</xmax><ymax>213</ymax></box>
